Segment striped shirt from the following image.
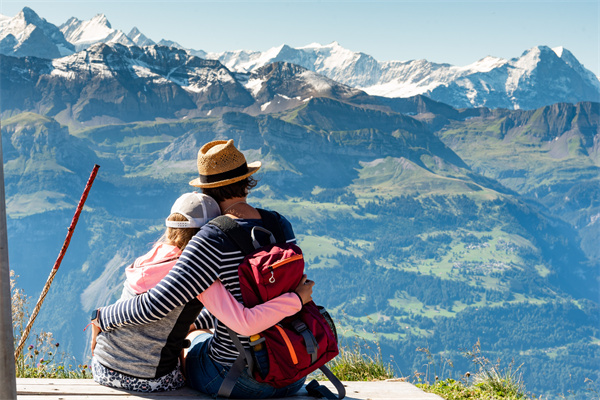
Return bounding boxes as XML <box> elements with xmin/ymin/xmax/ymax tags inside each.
<box><xmin>194</xmin><ymin>307</ymin><xmax>215</xmax><ymax>330</ymax></box>
<box><xmin>98</xmin><ymin>214</ymin><xmax>296</xmax><ymax>366</ymax></box>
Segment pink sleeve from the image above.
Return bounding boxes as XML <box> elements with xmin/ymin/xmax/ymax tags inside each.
<box><xmin>197</xmin><ymin>281</ymin><xmax>302</xmax><ymax>336</ymax></box>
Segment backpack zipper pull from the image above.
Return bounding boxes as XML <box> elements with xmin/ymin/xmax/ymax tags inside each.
<box><xmin>269</xmin><ymin>267</ymin><xmax>276</xmax><ymax>283</ymax></box>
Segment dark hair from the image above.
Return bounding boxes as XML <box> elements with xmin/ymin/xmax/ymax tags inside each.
<box><xmin>201</xmin><ymin>177</ymin><xmax>258</xmax><ymax>203</ymax></box>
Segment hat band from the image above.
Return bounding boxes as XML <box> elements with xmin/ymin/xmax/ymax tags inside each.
<box><xmin>198</xmin><ymin>162</ymin><xmax>249</xmax><ymax>184</ymax></box>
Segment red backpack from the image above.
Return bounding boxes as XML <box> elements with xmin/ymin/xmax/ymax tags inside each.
<box><xmin>210</xmin><ymin>209</ymin><xmax>345</xmax><ymax>399</ymax></box>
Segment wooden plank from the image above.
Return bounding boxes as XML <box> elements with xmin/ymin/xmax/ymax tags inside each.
<box><xmin>17</xmin><ymin>378</ymin><xmax>444</xmax><ymax>400</ymax></box>
<box><xmin>18</xmin><ymin>396</ymin><xmax>203</xmax><ymax>400</ymax></box>
<box><xmin>17</xmin><ymin>380</ymin><xmax>204</xmax><ymax>397</ymax></box>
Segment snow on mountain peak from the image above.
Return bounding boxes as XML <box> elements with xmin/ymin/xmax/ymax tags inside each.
<box><xmin>264</xmin><ymin>43</ymin><xmax>287</xmax><ymax>57</ymax></box>
<box><xmin>552</xmin><ymin>46</ymin><xmax>564</xmax><ymax>58</ymax></box>
<box><xmin>552</xmin><ymin>46</ymin><xmax>581</xmax><ymax>67</ymax></box>
<box><xmin>60</xmin><ymin>13</ymin><xmax>134</xmax><ymax>50</ymax></box>
<box><xmin>552</xmin><ymin>46</ymin><xmax>600</xmax><ymax>91</ymax></box>
<box><xmin>298</xmin><ymin>42</ymin><xmax>325</xmax><ymax>49</ymax></box>
<box><xmin>128</xmin><ymin>27</ymin><xmax>155</xmax><ymax>47</ymax></box>
<box><xmin>463</xmin><ymin>55</ymin><xmax>507</xmax><ymax>73</ymax></box>
<box><xmin>129</xmin><ymin>26</ymin><xmax>141</xmax><ymax>35</ymax></box>
<box><xmin>299</xmin><ymin>41</ymin><xmax>341</xmax><ymax>50</ymax></box>
<box><xmin>513</xmin><ymin>46</ymin><xmax>545</xmax><ymax>69</ymax></box>
<box><xmin>90</xmin><ymin>13</ymin><xmax>111</xmax><ymax>28</ymax></box>
<box><xmin>157</xmin><ymin>39</ymin><xmax>184</xmax><ymax>48</ymax></box>
<box><xmin>0</xmin><ymin>7</ymin><xmax>75</xmax><ymax>58</ymax></box>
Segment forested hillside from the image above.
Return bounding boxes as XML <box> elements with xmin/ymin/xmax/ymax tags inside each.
<box><xmin>2</xmin><ymin>98</ymin><xmax>598</xmax><ymax>398</ymax></box>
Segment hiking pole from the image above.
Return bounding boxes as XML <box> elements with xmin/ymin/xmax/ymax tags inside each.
<box><xmin>0</xmin><ymin>129</ymin><xmax>17</xmax><ymax>399</ymax></box>
<box><xmin>14</xmin><ymin>164</ymin><xmax>100</xmax><ymax>362</ymax></box>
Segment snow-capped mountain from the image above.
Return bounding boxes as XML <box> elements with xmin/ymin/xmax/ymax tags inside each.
<box><xmin>159</xmin><ymin>38</ymin><xmax>207</xmax><ymax>59</ymax></box>
<box><xmin>59</xmin><ymin>13</ymin><xmax>134</xmax><ymax>51</ymax></box>
<box><xmin>207</xmin><ymin>42</ymin><xmax>600</xmax><ymax>110</ymax></box>
<box><xmin>209</xmin><ymin>42</ymin><xmax>381</xmax><ymax>88</ymax></box>
<box><xmin>0</xmin><ymin>7</ymin><xmax>74</xmax><ymax>59</ymax></box>
<box><xmin>0</xmin><ymin>43</ymin><xmax>255</xmax><ymax>124</ymax></box>
<box><xmin>0</xmin><ymin>7</ymin><xmax>598</xmax><ymax>111</ymax></box>
<box><xmin>128</xmin><ymin>27</ymin><xmax>155</xmax><ymax>47</ymax></box>
<box><xmin>1</xmin><ymin>39</ymin><xmax>393</xmax><ymax>125</ymax></box>
<box><xmin>239</xmin><ymin>61</ymin><xmax>365</xmax><ymax>114</ymax></box>
<box><xmin>421</xmin><ymin>45</ymin><xmax>600</xmax><ymax>110</ymax></box>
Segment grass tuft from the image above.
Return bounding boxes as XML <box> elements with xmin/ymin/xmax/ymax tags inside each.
<box><xmin>12</xmin><ymin>271</ymin><xmax>90</xmax><ymax>378</ymax></box>
<box><xmin>314</xmin><ymin>341</ymin><xmax>395</xmax><ymax>381</ymax></box>
<box><xmin>418</xmin><ymin>341</ymin><xmax>533</xmax><ymax>400</ymax></box>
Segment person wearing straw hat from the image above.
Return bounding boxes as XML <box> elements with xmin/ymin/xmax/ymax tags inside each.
<box><xmin>93</xmin><ymin>139</ymin><xmax>311</xmax><ymax>398</ymax></box>
<box><xmin>90</xmin><ymin>191</ymin><xmax>313</xmax><ymax>393</ymax></box>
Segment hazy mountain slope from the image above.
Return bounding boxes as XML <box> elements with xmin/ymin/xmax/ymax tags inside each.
<box><xmin>3</xmin><ymin>105</ymin><xmax>597</xmax><ymax>398</ymax></box>
<box><xmin>0</xmin><ymin>44</ymin><xmax>253</xmax><ymax>125</ymax></box>
<box><xmin>435</xmin><ymin>102</ymin><xmax>600</xmax><ymax>266</ymax></box>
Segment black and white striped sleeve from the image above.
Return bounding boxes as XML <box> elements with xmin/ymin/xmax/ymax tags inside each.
<box><xmin>194</xmin><ymin>308</ymin><xmax>215</xmax><ymax>330</ymax></box>
<box><xmin>98</xmin><ymin>228</ymin><xmax>232</xmax><ymax>331</ymax></box>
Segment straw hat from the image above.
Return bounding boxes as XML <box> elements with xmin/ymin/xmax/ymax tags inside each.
<box><xmin>189</xmin><ymin>139</ymin><xmax>261</xmax><ymax>188</ymax></box>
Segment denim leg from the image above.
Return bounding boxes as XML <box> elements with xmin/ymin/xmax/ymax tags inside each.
<box><xmin>185</xmin><ymin>333</ymin><xmax>305</xmax><ymax>399</ymax></box>
<box><xmin>273</xmin><ymin>377</ymin><xmax>306</xmax><ymax>398</ymax></box>
<box><xmin>184</xmin><ymin>333</ymin><xmax>229</xmax><ymax>396</ymax></box>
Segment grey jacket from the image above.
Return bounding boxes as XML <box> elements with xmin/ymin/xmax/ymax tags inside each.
<box><xmin>94</xmin><ymin>284</ymin><xmax>202</xmax><ymax>378</ymax></box>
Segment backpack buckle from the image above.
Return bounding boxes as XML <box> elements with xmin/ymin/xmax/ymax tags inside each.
<box><xmin>291</xmin><ymin>320</ymin><xmax>308</xmax><ymax>333</ymax></box>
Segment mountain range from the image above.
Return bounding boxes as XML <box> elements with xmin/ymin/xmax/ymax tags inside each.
<box><xmin>1</xmin><ymin>6</ymin><xmax>599</xmax><ymax>399</ymax></box>
<box><xmin>0</xmin><ymin>7</ymin><xmax>598</xmax><ymax>111</ymax></box>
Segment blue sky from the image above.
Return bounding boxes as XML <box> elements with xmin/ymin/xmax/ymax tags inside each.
<box><xmin>1</xmin><ymin>0</ymin><xmax>598</xmax><ymax>75</ymax></box>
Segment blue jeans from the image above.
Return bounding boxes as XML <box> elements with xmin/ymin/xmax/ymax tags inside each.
<box><xmin>185</xmin><ymin>333</ymin><xmax>305</xmax><ymax>399</ymax></box>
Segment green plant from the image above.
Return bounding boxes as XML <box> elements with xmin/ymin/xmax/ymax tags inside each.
<box><xmin>417</xmin><ymin>341</ymin><xmax>534</xmax><ymax>400</ymax></box>
<box><xmin>416</xmin><ymin>346</ymin><xmax>454</xmax><ymax>383</ymax></box>
<box><xmin>11</xmin><ymin>271</ymin><xmax>90</xmax><ymax>378</ymax></box>
<box><xmin>313</xmin><ymin>340</ymin><xmax>395</xmax><ymax>381</ymax></box>
<box><xmin>463</xmin><ymin>340</ymin><xmax>527</xmax><ymax>398</ymax></box>
<box><xmin>418</xmin><ymin>377</ymin><xmax>531</xmax><ymax>400</ymax></box>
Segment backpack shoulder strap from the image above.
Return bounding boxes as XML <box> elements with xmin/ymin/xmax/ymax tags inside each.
<box><xmin>209</xmin><ymin>215</ymin><xmax>255</xmax><ymax>255</ymax></box>
<box><xmin>218</xmin><ymin>326</ymin><xmax>255</xmax><ymax>399</ymax></box>
<box><xmin>306</xmin><ymin>369</ymin><xmax>346</xmax><ymax>399</ymax></box>
<box><xmin>257</xmin><ymin>208</ymin><xmax>286</xmax><ymax>244</ymax></box>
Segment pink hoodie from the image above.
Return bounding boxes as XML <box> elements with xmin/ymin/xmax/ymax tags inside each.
<box><xmin>125</xmin><ymin>243</ymin><xmax>301</xmax><ymax>335</ymax></box>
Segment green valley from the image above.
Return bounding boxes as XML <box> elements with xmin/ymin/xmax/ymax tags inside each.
<box><xmin>2</xmin><ymin>94</ymin><xmax>598</xmax><ymax>399</ymax></box>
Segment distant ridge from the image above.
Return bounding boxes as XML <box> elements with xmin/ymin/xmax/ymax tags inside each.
<box><xmin>0</xmin><ymin>7</ymin><xmax>597</xmax><ymax>110</ymax></box>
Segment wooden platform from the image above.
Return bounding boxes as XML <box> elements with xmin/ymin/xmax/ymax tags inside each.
<box><xmin>17</xmin><ymin>378</ymin><xmax>444</xmax><ymax>399</ymax></box>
